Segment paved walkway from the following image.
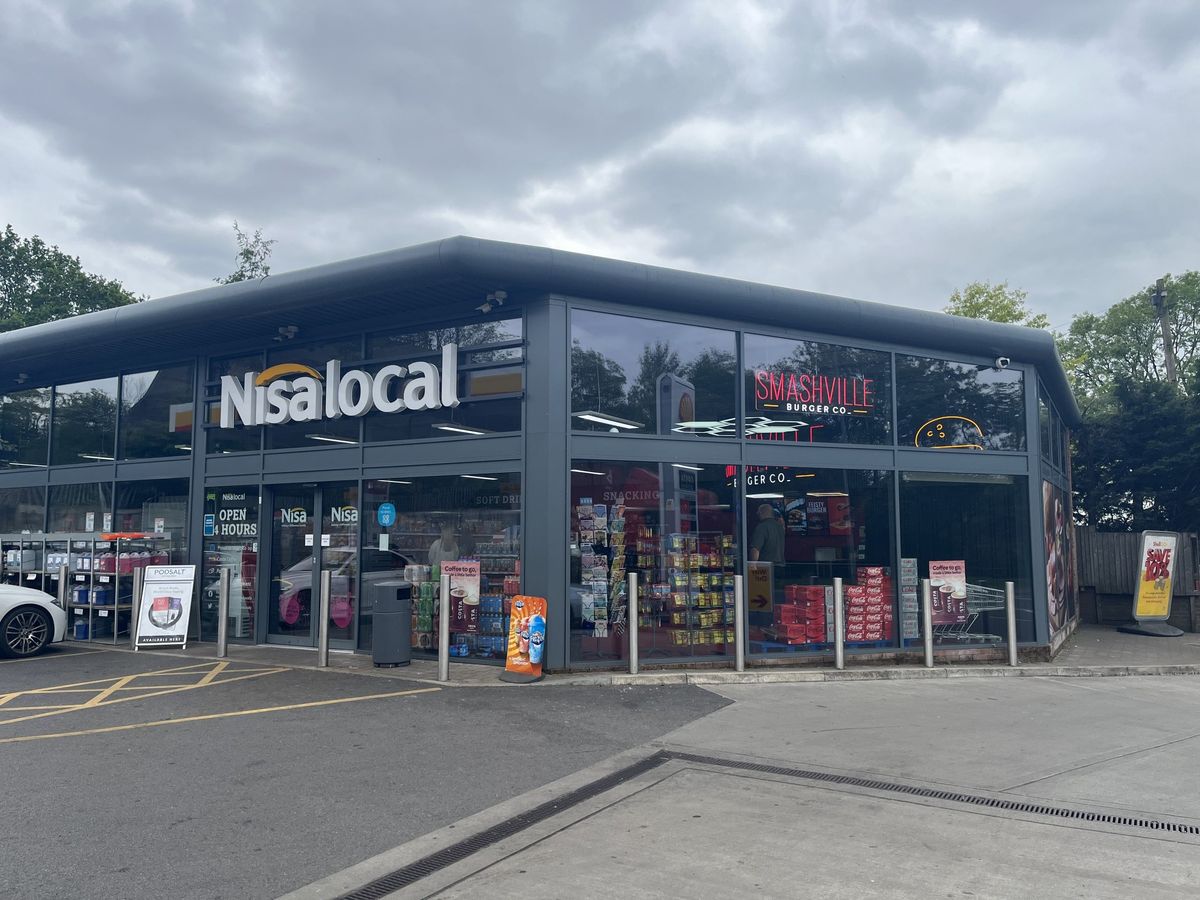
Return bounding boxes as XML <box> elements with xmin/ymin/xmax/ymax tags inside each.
<box><xmin>97</xmin><ymin>622</ymin><xmax>1200</xmax><ymax>687</ymax></box>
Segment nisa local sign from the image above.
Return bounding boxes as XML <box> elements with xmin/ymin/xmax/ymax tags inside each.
<box><xmin>221</xmin><ymin>345</ymin><xmax>460</xmax><ymax>427</ymax></box>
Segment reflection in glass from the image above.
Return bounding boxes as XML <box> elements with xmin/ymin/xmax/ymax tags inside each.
<box><xmin>569</xmin><ymin>460</ymin><xmax>741</xmax><ymax>665</ymax></box>
<box><xmin>264</xmin><ymin>338</ymin><xmax>362</xmax><ymax>449</ymax></box>
<box><xmin>322</xmin><ymin>482</ymin><xmax>360</xmax><ymax>643</ymax></box>
<box><xmin>200</xmin><ymin>486</ymin><xmax>260</xmax><ymax>643</ymax></box>
<box><xmin>897</xmin><ymin>355</ymin><xmax>1025</xmax><ymax>451</ymax></box>
<box><xmin>899</xmin><ymin>472</ymin><xmax>1033</xmax><ymax>643</ymax></box>
<box><xmin>207</xmin><ymin>354</ymin><xmax>263</xmax><ymax>453</ymax></box>
<box><xmin>743</xmin><ymin>334</ymin><xmax>892</xmax><ymax>445</ymax></box>
<box><xmin>268</xmin><ymin>486</ymin><xmax>316</xmax><ymax>642</ymax></box>
<box><xmin>51</xmin><ymin>378</ymin><xmax>118</xmax><ymax>464</ymax></box>
<box><xmin>120</xmin><ymin>365</ymin><xmax>195</xmax><ymax>459</ymax></box>
<box><xmin>0</xmin><ymin>387</ymin><xmax>50</xmax><ymax>469</ymax></box>
<box><xmin>0</xmin><ymin>485</ymin><xmax>45</xmax><ymax>532</ymax></box>
<box><xmin>570</xmin><ymin>310</ymin><xmax>737</xmax><ymax>437</ymax></box>
<box><xmin>47</xmin><ymin>482</ymin><xmax>113</xmax><ymax>532</ymax></box>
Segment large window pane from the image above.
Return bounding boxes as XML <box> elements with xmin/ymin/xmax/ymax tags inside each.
<box><xmin>0</xmin><ymin>387</ymin><xmax>50</xmax><ymax>469</ymax></box>
<box><xmin>360</xmin><ymin>473</ymin><xmax>521</xmax><ymax>661</ymax></box>
<box><xmin>0</xmin><ymin>485</ymin><xmax>45</xmax><ymax>532</ymax></box>
<box><xmin>571</xmin><ymin>310</ymin><xmax>737</xmax><ymax>437</ymax></box>
<box><xmin>119</xmin><ymin>364</ymin><xmax>195</xmax><ymax>459</ymax></box>
<box><xmin>899</xmin><ymin>472</ymin><xmax>1033</xmax><ymax>643</ymax></box>
<box><xmin>114</xmin><ymin>479</ymin><xmax>189</xmax><ymax>537</ymax></box>
<box><xmin>51</xmin><ymin>378</ymin><xmax>118</xmax><ymax>464</ymax></box>
<box><xmin>264</xmin><ymin>337</ymin><xmax>362</xmax><ymax>449</ymax></box>
<box><xmin>896</xmin><ymin>356</ymin><xmax>1025</xmax><ymax>451</ymax></box>
<box><xmin>570</xmin><ymin>460</ymin><xmax>740</xmax><ymax>665</ymax></box>
<box><xmin>207</xmin><ymin>354</ymin><xmax>263</xmax><ymax>453</ymax></box>
<box><xmin>740</xmin><ymin>466</ymin><xmax>896</xmax><ymax>655</ymax></box>
<box><xmin>48</xmin><ymin>482</ymin><xmax>112</xmax><ymax>532</ymax></box>
<box><xmin>200</xmin><ymin>486</ymin><xmax>260</xmax><ymax>643</ymax></box>
<box><xmin>1038</xmin><ymin>386</ymin><xmax>1052</xmax><ymax>464</ymax></box>
<box><xmin>744</xmin><ymin>334</ymin><xmax>892</xmax><ymax>445</ymax></box>
<box><xmin>364</xmin><ymin>319</ymin><xmax>524</xmax><ymax>442</ymax></box>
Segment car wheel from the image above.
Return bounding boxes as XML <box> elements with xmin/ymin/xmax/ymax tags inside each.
<box><xmin>0</xmin><ymin>607</ymin><xmax>52</xmax><ymax>658</ymax></box>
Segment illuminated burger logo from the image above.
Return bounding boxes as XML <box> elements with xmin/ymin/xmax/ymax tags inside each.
<box><xmin>915</xmin><ymin>416</ymin><xmax>986</xmax><ymax>451</ymax></box>
<box><xmin>149</xmin><ymin>595</ymin><xmax>184</xmax><ymax>629</ymax></box>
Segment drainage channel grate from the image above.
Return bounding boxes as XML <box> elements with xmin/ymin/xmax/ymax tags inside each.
<box><xmin>670</xmin><ymin>751</ymin><xmax>1200</xmax><ymax>836</ymax></box>
<box><xmin>336</xmin><ymin>751</ymin><xmax>672</xmax><ymax>900</ymax></box>
<box><xmin>337</xmin><ymin>749</ymin><xmax>1198</xmax><ymax>899</ymax></box>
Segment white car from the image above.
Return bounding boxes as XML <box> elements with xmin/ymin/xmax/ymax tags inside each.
<box><xmin>0</xmin><ymin>584</ymin><xmax>68</xmax><ymax>658</ymax></box>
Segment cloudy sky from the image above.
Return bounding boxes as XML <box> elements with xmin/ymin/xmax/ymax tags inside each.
<box><xmin>1</xmin><ymin>1</ymin><xmax>1197</xmax><ymax>325</ymax></box>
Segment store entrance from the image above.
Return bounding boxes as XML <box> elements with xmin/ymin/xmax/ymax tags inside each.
<box><xmin>265</xmin><ymin>481</ymin><xmax>359</xmax><ymax>649</ymax></box>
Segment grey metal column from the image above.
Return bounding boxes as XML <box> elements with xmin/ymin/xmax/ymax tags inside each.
<box><xmin>733</xmin><ymin>574</ymin><xmax>745</xmax><ymax>672</ymax></box>
<box><xmin>921</xmin><ymin>578</ymin><xmax>934</xmax><ymax>668</ymax></box>
<box><xmin>1005</xmin><ymin>581</ymin><xmax>1019</xmax><ymax>667</ymax></box>
<box><xmin>316</xmin><ymin>569</ymin><xmax>331</xmax><ymax>668</ymax></box>
<box><xmin>833</xmin><ymin>577</ymin><xmax>845</xmax><ymax>670</ymax></box>
<box><xmin>130</xmin><ymin>567</ymin><xmax>145</xmax><ymax>651</ymax></box>
<box><xmin>438</xmin><ymin>572</ymin><xmax>450</xmax><ymax>682</ymax></box>
<box><xmin>216</xmin><ymin>568</ymin><xmax>231</xmax><ymax>659</ymax></box>
<box><xmin>627</xmin><ymin>572</ymin><xmax>639</xmax><ymax>676</ymax></box>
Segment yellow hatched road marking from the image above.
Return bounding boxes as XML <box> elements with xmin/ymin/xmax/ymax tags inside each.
<box><xmin>0</xmin><ymin>687</ymin><xmax>441</xmax><ymax>744</ymax></box>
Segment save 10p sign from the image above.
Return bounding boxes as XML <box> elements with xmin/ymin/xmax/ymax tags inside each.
<box><xmin>1133</xmin><ymin>531</ymin><xmax>1179</xmax><ymax>621</ymax></box>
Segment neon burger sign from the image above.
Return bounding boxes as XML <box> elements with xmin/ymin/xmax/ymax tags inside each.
<box><xmin>220</xmin><ymin>344</ymin><xmax>460</xmax><ymax>427</ymax></box>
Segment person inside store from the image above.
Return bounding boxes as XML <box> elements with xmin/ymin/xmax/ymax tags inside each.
<box><xmin>749</xmin><ymin>503</ymin><xmax>786</xmax><ymax>565</ymax></box>
<box><xmin>428</xmin><ymin>522</ymin><xmax>461</xmax><ymax>568</ymax></box>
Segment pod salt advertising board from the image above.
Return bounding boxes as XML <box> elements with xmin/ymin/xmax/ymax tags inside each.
<box><xmin>1133</xmin><ymin>531</ymin><xmax>1179</xmax><ymax>621</ymax></box>
<box><xmin>505</xmin><ymin>595</ymin><xmax>547</xmax><ymax>679</ymax></box>
<box><xmin>135</xmin><ymin>565</ymin><xmax>197</xmax><ymax>649</ymax></box>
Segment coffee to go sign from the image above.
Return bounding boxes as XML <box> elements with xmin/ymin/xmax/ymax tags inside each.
<box><xmin>221</xmin><ymin>345</ymin><xmax>460</xmax><ymax>428</ymax></box>
<box><xmin>754</xmin><ymin>369</ymin><xmax>875</xmax><ymax>417</ymax></box>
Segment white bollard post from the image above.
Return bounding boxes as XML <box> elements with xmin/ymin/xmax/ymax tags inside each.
<box><xmin>628</xmin><ymin>572</ymin><xmax>639</xmax><ymax>676</ymax></box>
<box><xmin>921</xmin><ymin>578</ymin><xmax>934</xmax><ymax>668</ymax></box>
<box><xmin>734</xmin><ymin>575</ymin><xmax>746</xmax><ymax>673</ymax></box>
<box><xmin>438</xmin><ymin>572</ymin><xmax>451</xmax><ymax>682</ymax></box>
<box><xmin>1005</xmin><ymin>581</ymin><xmax>1019</xmax><ymax>667</ymax></box>
<box><xmin>833</xmin><ymin>577</ymin><xmax>845</xmax><ymax>670</ymax></box>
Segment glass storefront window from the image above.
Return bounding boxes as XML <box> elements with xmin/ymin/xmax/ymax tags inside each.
<box><xmin>322</xmin><ymin>482</ymin><xmax>360</xmax><ymax>644</ymax></box>
<box><xmin>47</xmin><ymin>482</ymin><xmax>112</xmax><ymax>532</ymax></box>
<box><xmin>364</xmin><ymin>319</ymin><xmax>524</xmax><ymax>442</ymax></box>
<box><xmin>571</xmin><ymin>310</ymin><xmax>737</xmax><ymax>437</ymax></box>
<box><xmin>738</xmin><ymin>467</ymin><xmax>896</xmax><ymax>655</ymax></box>
<box><xmin>114</xmin><ymin>479</ymin><xmax>189</xmax><ymax>536</ymax></box>
<box><xmin>744</xmin><ymin>334</ymin><xmax>892</xmax><ymax>445</ymax></box>
<box><xmin>360</xmin><ymin>473</ymin><xmax>521</xmax><ymax>660</ymax></box>
<box><xmin>263</xmin><ymin>338</ymin><xmax>363</xmax><ymax>449</ymax></box>
<box><xmin>1038</xmin><ymin>386</ymin><xmax>1052</xmax><ymax>464</ymax></box>
<box><xmin>896</xmin><ymin>355</ymin><xmax>1025</xmax><ymax>451</ymax></box>
<box><xmin>569</xmin><ymin>460</ymin><xmax>740</xmax><ymax>665</ymax></box>
<box><xmin>200</xmin><ymin>486</ymin><xmax>260</xmax><ymax>643</ymax></box>
<box><xmin>119</xmin><ymin>365</ymin><xmax>195</xmax><ymax>459</ymax></box>
<box><xmin>0</xmin><ymin>485</ymin><xmax>45</xmax><ymax>532</ymax></box>
<box><xmin>0</xmin><ymin>387</ymin><xmax>50</xmax><ymax>469</ymax></box>
<box><xmin>899</xmin><ymin>472</ymin><xmax>1033</xmax><ymax>643</ymax></box>
<box><xmin>51</xmin><ymin>377</ymin><xmax>118</xmax><ymax>464</ymax></box>
<box><xmin>207</xmin><ymin>354</ymin><xmax>263</xmax><ymax>453</ymax></box>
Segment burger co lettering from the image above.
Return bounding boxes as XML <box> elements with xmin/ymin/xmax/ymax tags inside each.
<box><xmin>220</xmin><ymin>344</ymin><xmax>460</xmax><ymax>428</ymax></box>
<box><xmin>754</xmin><ymin>369</ymin><xmax>875</xmax><ymax>417</ymax></box>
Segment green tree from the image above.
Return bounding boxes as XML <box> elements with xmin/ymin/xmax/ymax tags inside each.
<box><xmin>215</xmin><ymin>221</ymin><xmax>276</xmax><ymax>284</ymax></box>
<box><xmin>0</xmin><ymin>224</ymin><xmax>139</xmax><ymax>333</ymax></box>
<box><xmin>945</xmin><ymin>280</ymin><xmax>1050</xmax><ymax>329</ymax></box>
<box><xmin>626</xmin><ymin>341</ymin><xmax>682</xmax><ymax>428</ymax></box>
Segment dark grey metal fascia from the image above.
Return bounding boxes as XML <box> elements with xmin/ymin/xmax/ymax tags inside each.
<box><xmin>0</xmin><ymin>234</ymin><xmax>1080</xmax><ymax>424</ymax></box>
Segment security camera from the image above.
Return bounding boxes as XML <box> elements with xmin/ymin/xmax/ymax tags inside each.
<box><xmin>994</xmin><ymin>357</ymin><xmax>1010</xmax><ymax>370</ymax></box>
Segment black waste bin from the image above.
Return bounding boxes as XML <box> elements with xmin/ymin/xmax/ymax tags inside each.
<box><xmin>372</xmin><ymin>580</ymin><xmax>412</xmax><ymax>667</ymax></box>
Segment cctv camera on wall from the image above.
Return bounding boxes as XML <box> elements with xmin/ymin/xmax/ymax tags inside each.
<box><xmin>994</xmin><ymin>357</ymin><xmax>1011</xmax><ymax>370</ymax></box>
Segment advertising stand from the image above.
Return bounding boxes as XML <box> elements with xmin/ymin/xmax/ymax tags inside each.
<box><xmin>1119</xmin><ymin>531</ymin><xmax>1183</xmax><ymax>637</ymax></box>
<box><xmin>134</xmin><ymin>565</ymin><xmax>197</xmax><ymax>650</ymax></box>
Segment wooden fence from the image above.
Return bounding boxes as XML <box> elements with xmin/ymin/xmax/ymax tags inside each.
<box><xmin>1077</xmin><ymin>527</ymin><xmax>1199</xmax><ymax>597</ymax></box>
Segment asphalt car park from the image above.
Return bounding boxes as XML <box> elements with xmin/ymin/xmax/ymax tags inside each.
<box><xmin>0</xmin><ymin>647</ymin><xmax>727</xmax><ymax>900</ymax></box>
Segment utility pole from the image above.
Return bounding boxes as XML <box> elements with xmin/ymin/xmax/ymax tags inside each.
<box><xmin>1150</xmin><ymin>277</ymin><xmax>1178</xmax><ymax>386</ymax></box>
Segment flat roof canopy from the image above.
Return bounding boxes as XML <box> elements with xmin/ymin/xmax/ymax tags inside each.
<box><xmin>0</xmin><ymin>235</ymin><xmax>1080</xmax><ymax>423</ymax></box>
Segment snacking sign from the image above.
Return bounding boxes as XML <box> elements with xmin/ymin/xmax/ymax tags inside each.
<box><xmin>1133</xmin><ymin>531</ymin><xmax>1178</xmax><ymax>622</ymax></box>
<box><xmin>504</xmin><ymin>595</ymin><xmax>547</xmax><ymax>680</ymax></box>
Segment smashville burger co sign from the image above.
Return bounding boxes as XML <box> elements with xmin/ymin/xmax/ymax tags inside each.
<box><xmin>753</xmin><ymin>369</ymin><xmax>876</xmax><ymax>417</ymax></box>
<box><xmin>221</xmin><ymin>345</ymin><xmax>460</xmax><ymax>428</ymax></box>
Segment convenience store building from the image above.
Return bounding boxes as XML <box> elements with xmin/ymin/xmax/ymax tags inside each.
<box><xmin>0</xmin><ymin>236</ymin><xmax>1080</xmax><ymax>668</ymax></box>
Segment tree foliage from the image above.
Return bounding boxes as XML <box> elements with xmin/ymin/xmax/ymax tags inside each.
<box><xmin>0</xmin><ymin>224</ymin><xmax>139</xmax><ymax>333</ymax></box>
<box><xmin>215</xmin><ymin>221</ymin><xmax>276</xmax><ymax>284</ymax></box>
<box><xmin>945</xmin><ymin>281</ymin><xmax>1050</xmax><ymax>329</ymax></box>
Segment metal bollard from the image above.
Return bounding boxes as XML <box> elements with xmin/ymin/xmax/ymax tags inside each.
<box><xmin>56</xmin><ymin>563</ymin><xmax>68</xmax><ymax>607</ymax></box>
<box><xmin>921</xmin><ymin>578</ymin><xmax>934</xmax><ymax>668</ymax></box>
<box><xmin>438</xmin><ymin>572</ymin><xmax>450</xmax><ymax>682</ymax></box>
<box><xmin>833</xmin><ymin>577</ymin><xmax>845</xmax><ymax>670</ymax></box>
<box><xmin>734</xmin><ymin>575</ymin><xmax>746</xmax><ymax>673</ymax></box>
<box><xmin>131</xmin><ymin>567</ymin><xmax>145</xmax><ymax>650</ymax></box>
<box><xmin>628</xmin><ymin>572</ymin><xmax>639</xmax><ymax>675</ymax></box>
<box><xmin>216</xmin><ymin>568</ymin><xmax>231</xmax><ymax>659</ymax></box>
<box><xmin>316</xmin><ymin>569</ymin><xmax>331</xmax><ymax>668</ymax></box>
<box><xmin>1005</xmin><ymin>581</ymin><xmax>1018</xmax><ymax>667</ymax></box>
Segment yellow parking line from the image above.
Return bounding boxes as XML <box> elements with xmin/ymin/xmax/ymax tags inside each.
<box><xmin>195</xmin><ymin>660</ymin><xmax>229</xmax><ymax>686</ymax></box>
<box><xmin>0</xmin><ymin>687</ymin><xmax>441</xmax><ymax>744</ymax></box>
<box><xmin>0</xmin><ymin>649</ymin><xmax>105</xmax><ymax>665</ymax></box>
<box><xmin>82</xmin><ymin>674</ymin><xmax>137</xmax><ymax>708</ymax></box>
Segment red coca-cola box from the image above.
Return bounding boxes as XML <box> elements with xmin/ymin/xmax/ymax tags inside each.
<box><xmin>775</xmin><ymin>605</ymin><xmax>805</xmax><ymax>625</ymax></box>
<box><xmin>806</xmin><ymin>623</ymin><xmax>826</xmax><ymax>639</ymax></box>
<box><xmin>857</xmin><ymin>566</ymin><xmax>887</xmax><ymax>578</ymax></box>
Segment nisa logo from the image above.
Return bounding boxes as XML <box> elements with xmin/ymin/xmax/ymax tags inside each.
<box><xmin>220</xmin><ymin>345</ymin><xmax>460</xmax><ymax>428</ymax></box>
<box><xmin>330</xmin><ymin>505</ymin><xmax>358</xmax><ymax>525</ymax></box>
<box><xmin>281</xmin><ymin>507</ymin><xmax>308</xmax><ymax>526</ymax></box>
